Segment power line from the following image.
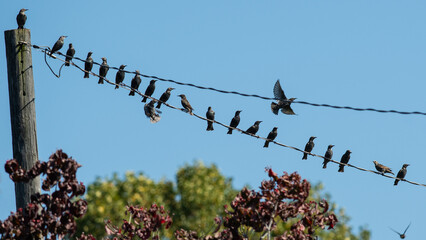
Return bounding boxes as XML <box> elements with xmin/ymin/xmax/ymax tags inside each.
<box><xmin>27</xmin><ymin>42</ymin><xmax>426</xmax><ymax>188</ymax></box>
<box><xmin>27</xmin><ymin>43</ymin><xmax>426</xmax><ymax>117</ymax></box>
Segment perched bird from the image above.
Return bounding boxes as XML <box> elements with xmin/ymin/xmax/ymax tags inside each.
<box><xmin>144</xmin><ymin>100</ymin><xmax>161</xmax><ymax>123</ymax></box>
<box><xmin>142</xmin><ymin>80</ymin><xmax>157</xmax><ymax>102</ymax></box>
<box><xmin>389</xmin><ymin>222</ymin><xmax>411</xmax><ymax>239</ymax></box>
<box><xmin>115</xmin><ymin>65</ymin><xmax>126</xmax><ymax>89</ymax></box>
<box><xmin>302</xmin><ymin>136</ymin><xmax>316</xmax><ymax>160</ymax></box>
<box><xmin>271</xmin><ymin>79</ymin><xmax>297</xmax><ymax>115</ymax></box>
<box><xmin>156</xmin><ymin>87</ymin><xmax>174</xmax><ymax>109</ymax></box>
<box><xmin>322</xmin><ymin>145</ymin><xmax>334</xmax><ymax>169</ymax></box>
<box><xmin>129</xmin><ymin>70</ymin><xmax>141</xmax><ymax>96</ymax></box>
<box><xmin>373</xmin><ymin>161</ymin><xmax>394</xmax><ymax>175</ymax></box>
<box><xmin>64</xmin><ymin>43</ymin><xmax>75</xmax><ymax>66</ymax></box>
<box><xmin>244</xmin><ymin>121</ymin><xmax>262</xmax><ymax>135</ymax></box>
<box><xmin>178</xmin><ymin>94</ymin><xmax>193</xmax><ymax>115</ymax></box>
<box><xmin>50</xmin><ymin>36</ymin><xmax>67</xmax><ymax>56</ymax></box>
<box><xmin>227</xmin><ymin>110</ymin><xmax>242</xmax><ymax>134</ymax></box>
<box><xmin>263</xmin><ymin>127</ymin><xmax>278</xmax><ymax>148</ymax></box>
<box><xmin>206</xmin><ymin>106</ymin><xmax>215</xmax><ymax>131</ymax></box>
<box><xmin>338</xmin><ymin>150</ymin><xmax>352</xmax><ymax>172</ymax></box>
<box><xmin>98</xmin><ymin>57</ymin><xmax>109</xmax><ymax>84</ymax></box>
<box><xmin>394</xmin><ymin>164</ymin><xmax>409</xmax><ymax>186</ymax></box>
<box><xmin>16</xmin><ymin>9</ymin><xmax>28</xmax><ymax>29</ymax></box>
<box><xmin>84</xmin><ymin>52</ymin><xmax>93</xmax><ymax>78</ymax></box>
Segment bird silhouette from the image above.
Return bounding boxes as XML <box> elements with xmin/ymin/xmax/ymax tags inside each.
<box><xmin>389</xmin><ymin>222</ymin><xmax>411</xmax><ymax>239</ymax></box>
<box><xmin>373</xmin><ymin>161</ymin><xmax>394</xmax><ymax>175</ymax></box>
<box><xmin>271</xmin><ymin>79</ymin><xmax>296</xmax><ymax>115</ymax></box>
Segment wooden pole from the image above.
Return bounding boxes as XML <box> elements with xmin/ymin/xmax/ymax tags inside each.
<box><xmin>4</xmin><ymin>29</ymin><xmax>41</xmax><ymax>210</ymax></box>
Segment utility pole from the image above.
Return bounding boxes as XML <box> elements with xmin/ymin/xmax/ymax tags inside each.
<box><xmin>4</xmin><ymin>28</ymin><xmax>41</xmax><ymax>210</ymax></box>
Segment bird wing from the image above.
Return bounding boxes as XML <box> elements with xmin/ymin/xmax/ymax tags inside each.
<box><xmin>389</xmin><ymin>227</ymin><xmax>402</xmax><ymax>235</ymax></box>
<box><xmin>271</xmin><ymin>102</ymin><xmax>279</xmax><ymax>115</ymax></box>
<box><xmin>281</xmin><ymin>105</ymin><xmax>296</xmax><ymax>115</ymax></box>
<box><xmin>403</xmin><ymin>222</ymin><xmax>411</xmax><ymax>234</ymax></box>
<box><xmin>273</xmin><ymin>80</ymin><xmax>287</xmax><ymax>100</ymax></box>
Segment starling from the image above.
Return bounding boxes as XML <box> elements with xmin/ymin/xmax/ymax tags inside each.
<box><xmin>178</xmin><ymin>94</ymin><xmax>193</xmax><ymax>115</ymax></box>
<box><xmin>244</xmin><ymin>121</ymin><xmax>262</xmax><ymax>135</ymax></box>
<box><xmin>373</xmin><ymin>161</ymin><xmax>394</xmax><ymax>175</ymax></box>
<box><xmin>156</xmin><ymin>87</ymin><xmax>174</xmax><ymax>109</ymax></box>
<box><xmin>338</xmin><ymin>150</ymin><xmax>352</xmax><ymax>172</ymax></box>
<box><xmin>115</xmin><ymin>65</ymin><xmax>126</xmax><ymax>89</ymax></box>
<box><xmin>98</xmin><ymin>57</ymin><xmax>109</xmax><ymax>84</ymax></box>
<box><xmin>206</xmin><ymin>106</ymin><xmax>215</xmax><ymax>131</ymax></box>
<box><xmin>142</xmin><ymin>80</ymin><xmax>157</xmax><ymax>102</ymax></box>
<box><xmin>394</xmin><ymin>164</ymin><xmax>409</xmax><ymax>186</ymax></box>
<box><xmin>84</xmin><ymin>52</ymin><xmax>93</xmax><ymax>78</ymax></box>
<box><xmin>129</xmin><ymin>70</ymin><xmax>141</xmax><ymax>96</ymax></box>
<box><xmin>271</xmin><ymin>79</ymin><xmax>296</xmax><ymax>115</ymax></box>
<box><xmin>264</xmin><ymin>127</ymin><xmax>278</xmax><ymax>148</ymax></box>
<box><xmin>64</xmin><ymin>43</ymin><xmax>75</xmax><ymax>66</ymax></box>
<box><xmin>389</xmin><ymin>222</ymin><xmax>411</xmax><ymax>239</ymax></box>
<box><xmin>322</xmin><ymin>145</ymin><xmax>334</xmax><ymax>169</ymax></box>
<box><xmin>227</xmin><ymin>110</ymin><xmax>242</xmax><ymax>134</ymax></box>
<box><xmin>50</xmin><ymin>36</ymin><xmax>67</xmax><ymax>56</ymax></box>
<box><xmin>302</xmin><ymin>136</ymin><xmax>316</xmax><ymax>160</ymax></box>
<box><xmin>144</xmin><ymin>100</ymin><xmax>161</xmax><ymax>123</ymax></box>
<box><xmin>16</xmin><ymin>9</ymin><xmax>28</xmax><ymax>29</ymax></box>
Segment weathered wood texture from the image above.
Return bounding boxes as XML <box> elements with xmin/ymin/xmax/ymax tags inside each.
<box><xmin>4</xmin><ymin>29</ymin><xmax>41</xmax><ymax>210</ymax></box>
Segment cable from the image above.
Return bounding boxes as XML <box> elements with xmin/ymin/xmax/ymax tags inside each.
<box><xmin>29</xmin><ymin>43</ymin><xmax>426</xmax><ymax>188</ymax></box>
<box><xmin>27</xmin><ymin>43</ymin><xmax>426</xmax><ymax>117</ymax></box>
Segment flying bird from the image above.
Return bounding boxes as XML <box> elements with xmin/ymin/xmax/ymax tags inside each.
<box><xmin>16</xmin><ymin>9</ymin><xmax>28</xmax><ymax>29</ymax></box>
<box><xmin>264</xmin><ymin>127</ymin><xmax>278</xmax><ymax>148</ymax></box>
<box><xmin>50</xmin><ymin>36</ymin><xmax>67</xmax><ymax>56</ymax></box>
<box><xmin>98</xmin><ymin>57</ymin><xmax>109</xmax><ymax>84</ymax></box>
<box><xmin>84</xmin><ymin>52</ymin><xmax>93</xmax><ymax>78</ymax></box>
<box><xmin>271</xmin><ymin>79</ymin><xmax>296</xmax><ymax>115</ymax></box>
<box><xmin>64</xmin><ymin>43</ymin><xmax>75</xmax><ymax>66</ymax></box>
<box><xmin>178</xmin><ymin>94</ymin><xmax>193</xmax><ymax>115</ymax></box>
<box><xmin>129</xmin><ymin>70</ymin><xmax>141</xmax><ymax>96</ymax></box>
<box><xmin>302</xmin><ymin>136</ymin><xmax>316</xmax><ymax>160</ymax></box>
<box><xmin>394</xmin><ymin>164</ymin><xmax>409</xmax><ymax>186</ymax></box>
<box><xmin>142</xmin><ymin>80</ymin><xmax>157</xmax><ymax>102</ymax></box>
<box><xmin>338</xmin><ymin>150</ymin><xmax>352</xmax><ymax>172</ymax></box>
<box><xmin>144</xmin><ymin>100</ymin><xmax>161</xmax><ymax>123</ymax></box>
<box><xmin>373</xmin><ymin>161</ymin><xmax>394</xmax><ymax>175</ymax></box>
<box><xmin>227</xmin><ymin>110</ymin><xmax>242</xmax><ymax>134</ymax></box>
<box><xmin>206</xmin><ymin>106</ymin><xmax>215</xmax><ymax>131</ymax></box>
<box><xmin>389</xmin><ymin>222</ymin><xmax>411</xmax><ymax>239</ymax></box>
<box><xmin>156</xmin><ymin>88</ymin><xmax>174</xmax><ymax>109</ymax></box>
<box><xmin>322</xmin><ymin>145</ymin><xmax>334</xmax><ymax>169</ymax></box>
<box><xmin>115</xmin><ymin>65</ymin><xmax>126</xmax><ymax>89</ymax></box>
<box><xmin>244</xmin><ymin>121</ymin><xmax>262</xmax><ymax>135</ymax></box>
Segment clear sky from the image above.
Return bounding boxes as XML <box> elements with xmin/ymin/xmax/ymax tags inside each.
<box><xmin>1</xmin><ymin>1</ymin><xmax>425</xmax><ymax>239</ymax></box>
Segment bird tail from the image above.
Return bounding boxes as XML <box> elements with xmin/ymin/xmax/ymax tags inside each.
<box><xmin>271</xmin><ymin>102</ymin><xmax>279</xmax><ymax>115</ymax></box>
<box><xmin>302</xmin><ymin>153</ymin><xmax>308</xmax><ymax>160</ymax></box>
<box><xmin>264</xmin><ymin>141</ymin><xmax>270</xmax><ymax>148</ymax></box>
<box><xmin>227</xmin><ymin>128</ymin><xmax>233</xmax><ymax>134</ymax></box>
<box><xmin>150</xmin><ymin>114</ymin><xmax>161</xmax><ymax>123</ymax></box>
<box><xmin>322</xmin><ymin>161</ymin><xmax>328</xmax><ymax>169</ymax></box>
<box><xmin>84</xmin><ymin>72</ymin><xmax>89</xmax><ymax>78</ymax></box>
<box><xmin>394</xmin><ymin>179</ymin><xmax>399</xmax><ymax>186</ymax></box>
<box><xmin>189</xmin><ymin>110</ymin><xmax>193</xmax><ymax>115</ymax></box>
<box><xmin>338</xmin><ymin>165</ymin><xmax>344</xmax><ymax>172</ymax></box>
<box><xmin>115</xmin><ymin>85</ymin><xmax>119</xmax><ymax>89</ymax></box>
<box><xmin>156</xmin><ymin>102</ymin><xmax>162</xmax><ymax>109</ymax></box>
<box><xmin>129</xmin><ymin>90</ymin><xmax>135</xmax><ymax>96</ymax></box>
<box><xmin>98</xmin><ymin>78</ymin><xmax>104</xmax><ymax>84</ymax></box>
<box><xmin>142</xmin><ymin>97</ymin><xmax>147</xmax><ymax>102</ymax></box>
<box><xmin>65</xmin><ymin>61</ymin><xmax>70</xmax><ymax>66</ymax></box>
<box><xmin>207</xmin><ymin>122</ymin><xmax>214</xmax><ymax>131</ymax></box>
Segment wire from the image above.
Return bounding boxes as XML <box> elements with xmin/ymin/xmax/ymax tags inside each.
<box><xmin>28</xmin><ymin>43</ymin><xmax>426</xmax><ymax>188</ymax></box>
<box><xmin>27</xmin><ymin>43</ymin><xmax>426</xmax><ymax>117</ymax></box>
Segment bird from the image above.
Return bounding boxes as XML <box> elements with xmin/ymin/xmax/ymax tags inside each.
<box><xmin>115</xmin><ymin>65</ymin><xmax>126</xmax><ymax>89</ymax></box>
<box><xmin>129</xmin><ymin>70</ymin><xmax>141</xmax><ymax>96</ymax></box>
<box><xmin>338</xmin><ymin>150</ymin><xmax>352</xmax><ymax>172</ymax></box>
<box><xmin>302</xmin><ymin>136</ymin><xmax>316</xmax><ymax>160</ymax></box>
<box><xmin>84</xmin><ymin>52</ymin><xmax>93</xmax><ymax>78</ymax></box>
<box><xmin>322</xmin><ymin>145</ymin><xmax>334</xmax><ymax>169</ymax></box>
<box><xmin>373</xmin><ymin>161</ymin><xmax>394</xmax><ymax>175</ymax></box>
<box><xmin>64</xmin><ymin>43</ymin><xmax>75</xmax><ymax>66</ymax></box>
<box><xmin>264</xmin><ymin>127</ymin><xmax>278</xmax><ymax>148</ymax></box>
<box><xmin>389</xmin><ymin>222</ymin><xmax>411</xmax><ymax>239</ymax></box>
<box><xmin>227</xmin><ymin>110</ymin><xmax>242</xmax><ymax>134</ymax></box>
<box><xmin>178</xmin><ymin>94</ymin><xmax>193</xmax><ymax>115</ymax></box>
<box><xmin>394</xmin><ymin>164</ymin><xmax>409</xmax><ymax>186</ymax></box>
<box><xmin>244</xmin><ymin>121</ymin><xmax>262</xmax><ymax>135</ymax></box>
<box><xmin>98</xmin><ymin>57</ymin><xmax>109</xmax><ymax>84</ymax></box>
<box><xmin>16</xmin><ymin>9</ymin><xmax>28</xmax><ymax>29</ymax></box>
<box><xmin>50</xmin><ymin>36</ymin><xmax>67</xmax><ymax>56</ymax></box>
<box><xmin>206</xmin><ymin>107</ymin><xmax>215</xmax><ymax>131</ymax></box>
<box><xmin>271</xmin><ymin>79</ymin><xmax>296</xmax><ymax>115</ymax></box>
<box><xmin>142</xmin><ymin>80</ymin><xmax>157</xmax><ymax>102</ymax></box>
<box><xmin>144</xmin><ymin>100</ymin><xmax>161</xmax><ymax>123</ymax></box>
<box><xmin>156</xmin><ymin>88</ymin><xmax>174</xmax><ymax>109</ymax></box>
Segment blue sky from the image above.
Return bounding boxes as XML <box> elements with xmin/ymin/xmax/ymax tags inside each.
<box><xmin>1</xmin><ymin>1</ymin><xmax>425</xmax><ymax>239</ymax></box>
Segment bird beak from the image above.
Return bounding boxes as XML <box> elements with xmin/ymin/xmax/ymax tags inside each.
<box><xmin>25</xmin><ymin>9</ymin><xmax>29</xmax><ymax>11</ymax></box>
<box><xmin>124</xmin><ymin>65</ymin><xmax>127</xmax><ymax>67</ymax></box>
<box><xmin>171</xmin><ymin>88</ymin><xmax>175</xmax><ymax>90</ymax></box>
